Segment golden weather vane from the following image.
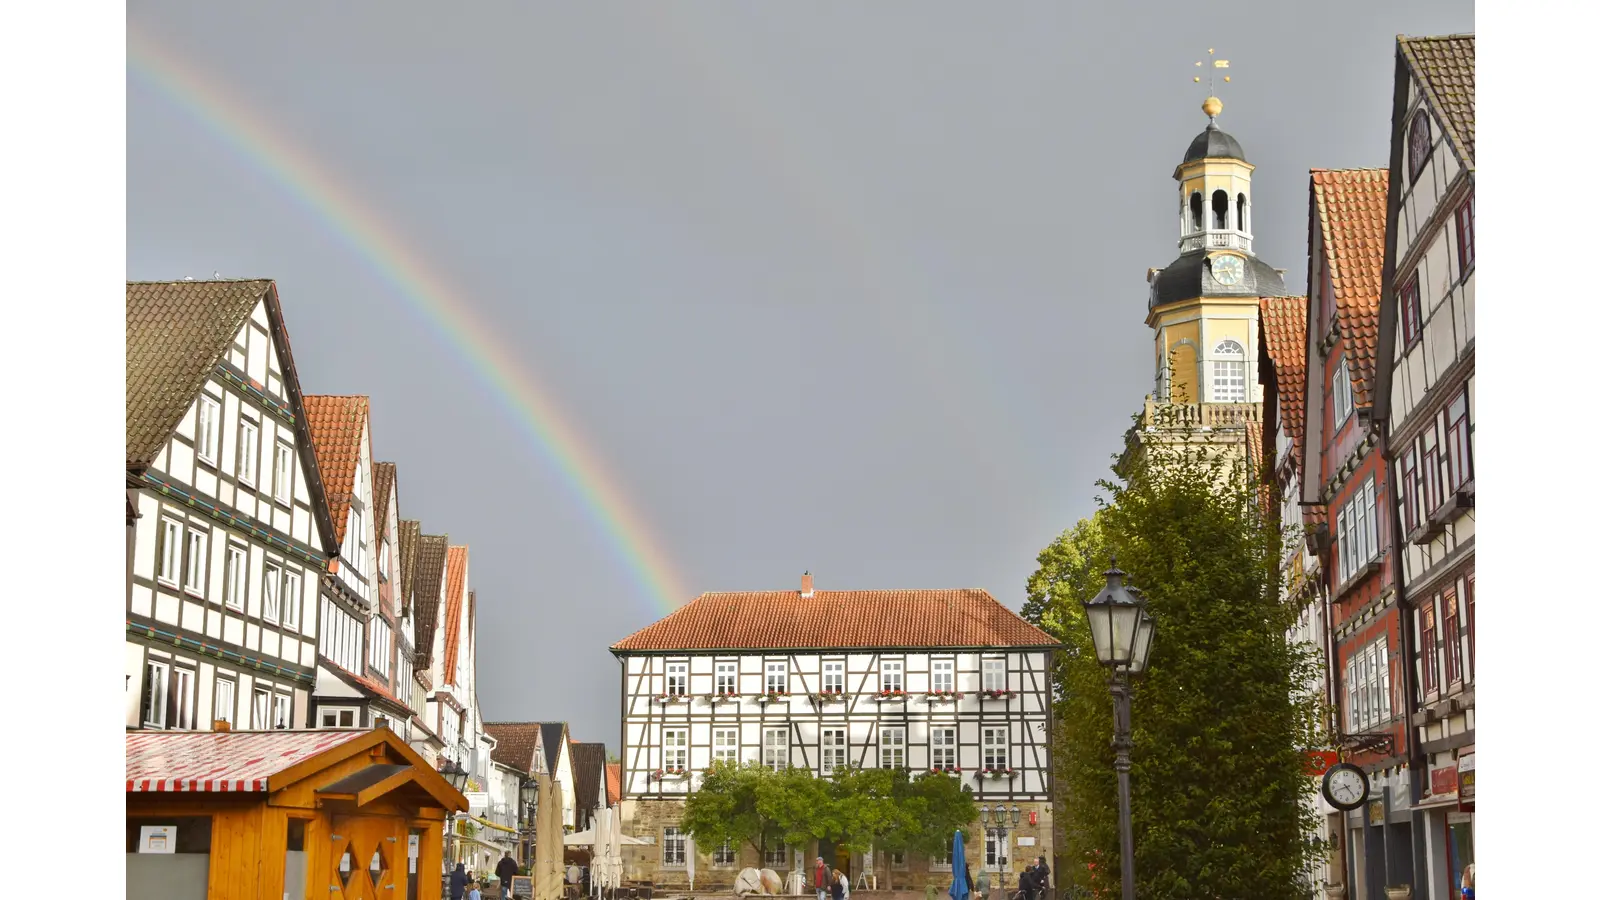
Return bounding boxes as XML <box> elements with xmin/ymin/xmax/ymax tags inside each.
<box><xmin>1193</xmin><ymin>48</ymin><xmax>1233</xmax><ymax>120</ymax></box>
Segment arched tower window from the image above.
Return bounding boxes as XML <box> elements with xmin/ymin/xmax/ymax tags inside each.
<box><xmin>1211</xmin><ymin>339</ymin><xmax>1246</xmax><ymax>403</ymax></box>
<box><xmin>1189</xmin><ymin>192</ymin><xmax>1203</xmax><ymax>233</ymax></box>
<box><xmin>1237</xmin><ymin>194</ymin><xmax>1248</xmax><ymax>233</ymax></box>
<box><xmin>1212</xmin><ymin>190</ymin><xmax>1230</xmax><ymax>231</ymax></box>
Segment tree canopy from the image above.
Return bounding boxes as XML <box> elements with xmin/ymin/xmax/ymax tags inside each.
<box><xmin>1025</xmin><ymin>442</ymin><xmax>1321</xmax><ymax>900</ymax></box>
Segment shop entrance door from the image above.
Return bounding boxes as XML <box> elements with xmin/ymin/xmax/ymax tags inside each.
<box><xmin>331</xmin><ymin>815</ymin><xmax>407</xmax><ymax>900</ymax></box>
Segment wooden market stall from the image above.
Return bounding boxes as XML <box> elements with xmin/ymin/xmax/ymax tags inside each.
<box><xmin>126</xmin><ymin>724</ymin><xmax>468</xmax><ymax>900</ymax></box>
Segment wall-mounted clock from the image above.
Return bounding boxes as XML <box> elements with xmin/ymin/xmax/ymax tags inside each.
<box><xmin>1321</xmin><ymin>762</ymin><xmax>1370</xmax><ymax>811</ymax></box>
<box><xmin>1210</xmin><ymin>254</ymin><xmax>1245</xmax><ymax>287</ymax></box>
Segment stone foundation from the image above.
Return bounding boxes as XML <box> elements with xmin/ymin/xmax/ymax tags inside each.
<box><xmin>619</xmin><ymin>799</ymin><xmax>1055</xmax><ymax>894</ymax></box>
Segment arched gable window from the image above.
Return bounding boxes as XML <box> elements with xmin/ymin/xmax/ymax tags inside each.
<box><xmin>1211</xmin><ymin>339</ymin><xmax>1247</xmax><ymax>403</ymax></box>
<box><xmin>1212</xmin><ymin>190</ymin><xmax>1230</xmax><ymax>231</ymax></box>
<box><xmin>1190</xmin><ymin>192</ymin><xmax>1204</xmax><ymax>233</ymax></box>
<box><xmin>1408</xmin><ymin>111</ymin><xmax>1433</xmax><ymax>180</ymax></box>
<box><xmin>1237</xmin><ymin>194</ymin><xmax>1249</xmax><ymax>233</ymax></box>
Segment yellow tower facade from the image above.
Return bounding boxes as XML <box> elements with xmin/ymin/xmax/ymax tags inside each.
<box><xmin>1126</xmin><ymin>97</ymin><xmax>1294</xmax><ymax>473</ymax></box>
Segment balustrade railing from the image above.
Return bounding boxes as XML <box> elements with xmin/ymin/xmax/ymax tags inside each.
<box><xmin>1179</xmin><ymin>230</ymin><xmax>1253</xmax><ymax>253</ymax></box>
<box><xmin>1141</xmin><ymin>397</ymin><xmax>1261</xmax><ymax>429</ymax></box>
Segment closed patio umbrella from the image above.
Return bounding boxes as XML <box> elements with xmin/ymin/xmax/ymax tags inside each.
<box><xmin>949</xmin><ymin>831</ymin><xmax>970</xmax><ymax>900</ymax></box>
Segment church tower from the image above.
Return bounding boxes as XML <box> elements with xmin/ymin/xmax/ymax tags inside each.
<box><xmin>1146</xmin><ymin>94</ymin><xmax>1290</xmax><ymax>406</ymax></box>
<box><xmin>1126</xmin><ymin>92</ymin><xmax>1293</xmax><ymax>474</ymax></box>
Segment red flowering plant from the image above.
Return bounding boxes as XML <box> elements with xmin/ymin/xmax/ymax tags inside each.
<box><xmin>929</xmin><ymin>765</ymin><xmax>963</xmax><ymax>774</ymax></box>
<box><xmin>874</xmin><ymin>688</ymin><xmax>908</xmax><ymax>700</ymax></box>
<box><xmin>757</xmin><ymin>690</ymin><xmax>792</xmax><ymax>703</ymax></box>
<box><xmin>979</xmin><ymin>689</ymin><xmax>1015</xmax><ymax>700</ymax></box>
<box><xmin>651</xmin><ymin>767</ymin><xmax>689</xmax><ymax>780</ymax></box>
<box><xmin>811</xmin><ymin>689</ymin><xmax>846</xmax><ymax>702</ymax></box>
<box><xmin>706</xmin><ymin>691</ymin><xmax>741</xmax><ymax>702</ymax></box>
<box><xmin>925</xmin><ymin>690</ymin><xmax>963</xmax><ymax>701</ymax></box>
<box><xmin>653</xmin><ymin>692</ymin><xmax>690</xmax><ymax>703</ymax></box>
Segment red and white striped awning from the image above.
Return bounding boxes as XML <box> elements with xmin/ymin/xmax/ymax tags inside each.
<box><xmin>126</xmin><ymin>729</ymin><xmax>367</xmax><ymax>793</ymax></box>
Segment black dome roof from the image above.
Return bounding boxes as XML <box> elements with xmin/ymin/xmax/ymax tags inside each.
<box><xmin>1183</xmin><ymin>124</ymin><xmax>1247</xmax><ymax>163</ymax></box>
<box><xmin>1149</xmin><ymin>251</ymin><xmax>1289</xmax><ymax>311</ymax></box>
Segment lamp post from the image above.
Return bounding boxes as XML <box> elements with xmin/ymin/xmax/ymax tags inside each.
<box><xmin>977</xmin><ymin>805</ymin><xmax>1024</xmax><ymax>899</ymax></box>
<box><xmin>1082</xmin><ymin>563</ymin><xmax>1155</xmax><ymax>900</ymax></box>
<box><xmin>519</xmin><ymin>776</ymin><xmax>538</xmax><ymax>872</ymax></box>
<box><xmin>440</xmin><ymin>758</ymin><xmax>471</xmax><ymax>871</ymax></box>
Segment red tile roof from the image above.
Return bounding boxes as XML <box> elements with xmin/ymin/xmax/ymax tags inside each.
<box><xmin>1311</xmin><ymin>169</ymin><xmax>1389</xmax><ymax>408</ymax></box>
<box><xmin>443</xmin><ymin>546</ymin><xmax>469</xmax><ymax>683</ymax></box>
<box><xmin>322</xmin><ymin>659</ymin><xmax>410</xmax><ymax>712</ymax></box>
<box><xmin>303</xmin><ymin>395</ymin><xmax>370</xmax><ymax>548</ymax></box>
<box><xmin>1260</xmin><ymin>296</ymin><xmax>1309</xmax><ymax>447</ymax></box>
<box><xmin>1400</xmin><ymin>35</ymin><xmax>1474</xmax><ymax>170</ymax></box>
<box><xmin>611</xmin><ymin>588</ymin><xmax>1057</xmax><ymax>652</ymax></box>
<box><xmin>483</xmin><ymin>722</ymin><xmax>542</xmax><ymax>774</ymax></box>
<box><xmin>126</xmin><ymin>729</ymin><xmax>366</xmax><ymax>792</ymax></box>
<box><xmin>605</xmin><ymin>762</ymin><xmax>621</xmax><ymax>805</ymax></box>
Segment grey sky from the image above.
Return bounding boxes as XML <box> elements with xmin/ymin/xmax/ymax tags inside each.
<box><xmin>127</xmin><ymin>1</ymin><xmax>1473</xmax><ymax>748</ymax></box>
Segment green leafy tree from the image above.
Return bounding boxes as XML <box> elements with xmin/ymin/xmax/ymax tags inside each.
<box><xmin>682</xmin><ymin>761</ymin><xmax>782</xmax><ymax>858</ymax></box>
<box><xmin>1028</xmin><ymin>442</ymin><xmax>1320</xmax><ymax>900</ymax></box>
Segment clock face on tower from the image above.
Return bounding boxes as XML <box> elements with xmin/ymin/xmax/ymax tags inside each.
<box><xmin>1210</xmin><ymin>254</ymin><xmax>1245</xmax><ymax>287</ymax></box>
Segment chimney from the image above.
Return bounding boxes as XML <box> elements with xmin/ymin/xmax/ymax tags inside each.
<box><xmin>212</xmin><ymin>719</ymin><xmax>231</xmax><ymax>732</ymax></box>
<box><xmin>800</xmin><ymin>572</ymin><xmax>814</xmax><ymax>598</ymax></box>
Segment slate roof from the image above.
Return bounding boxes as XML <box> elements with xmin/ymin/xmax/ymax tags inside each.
<box><xmin>1311</xmin><ymin>169</ymin><xmax>1389</xmax><ymax>408</ymax></box>
<box><xmin>1400</xmin><ymin>34</ymin><xmax>1474</xmax><ymax>170</ymax></box>
<box><xmin>126</xmin><ymin>729</ymin><xmax>366</xmax><ymax>792</ymax></box>
<box><xmin>483</xmin><ymin>722</ymin><xmax>542</xmax><ymax>775</ymax></box>
<box><xmin>612</xmin><ymin>588</ymin><xmax>1057</xmax><ymax>652</ymax></box>
<box><xmin>443</xmin><ymin>547</ymin><xmax>469</xmax><ymax>683</ymax></box>
<box><xmin>1260</xmin><ymin>295</ymin><xmax>1310</xmax><ymax>452</ymax></box>
<box><xmin>126</xmin><ymin>280</ymin><xmax>271</xmax><ymax>468</ymax></box>
<box><xmin>373</xmin><ymin>462</ymin><xmax>396</xmax><ymax>539</ymax></box>
<box><xmin>414</xmin><ymin>535</ymin><xmax>450</xmax><ymax>666</ymax></box>
<box><xmin>570</xmin><ymin>742</ymin><xmax>607</xmax><ymax>811</ymax></box>
<box><xmin>541</xmin><ymin>723</ymin><xmax>567</xmax><ymax>775</ymax></box>
<box><xmin>303</xmin><ymin>396</ymin><xmax>369</xmax><ymax>548</ymax></box>
<box><xmin>398</xmin><ymin>519</ymin><xmax>422</xmax><ymax>616</ymax></box>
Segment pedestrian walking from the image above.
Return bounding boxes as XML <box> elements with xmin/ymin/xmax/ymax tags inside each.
<box><xmin>1032</xmin><ymin>857</ymin><xmax>1050</xmax><ymax>900</ymax></box>
<box><xmin>814</xmin><ymin>857</ymin><xmax>830</xmax><ymax>900</ymax></box>
<box><xmin>451</xmin><ymin>862</ymin><xmax>469</xmax><ymax>900</ymax></box>
<box><xmin>467</xmin><ymin>880</ymin><xmax>484</xmax><ymax>900</ymax></box>
<box><xmin>496</xmin><ymin>851</ymin><xmax>519</xmax><ymax>899</ymax></box>
<box><xmin>829</xmin><ymin>868</ymin><xmax>846</xmax><ymax>900</ymax></box>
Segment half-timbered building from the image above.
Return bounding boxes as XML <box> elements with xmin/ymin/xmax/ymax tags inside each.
<box><xmin>399</xmin><ymin>518</ymin><xmax>446</xmax><ymax>762</ymax></box>
<box><xmin>304</xmin><ymin>396</ymin><xmax>415</xmax><ymax>734</ymax></box>
<box><xmin>1372</xmin><ymin>34</ymin><xmax>1476</xmax><ymax>900</ymax></box>
<box><xmin>610</xmin><ymin>575</ymin><xmax>1059</xmax><ymax>890</ymax></box>
<box><xmin>126</xmin><ymin>280</ymin><xmax>340</xmax><ymax>734</ymax></box>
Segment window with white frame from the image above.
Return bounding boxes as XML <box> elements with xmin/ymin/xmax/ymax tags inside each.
<box><xmin>1211</xmin><ymin>339</ymin><xmax>1247</xmax><ymax>403</ymax></box>
<box><xmin>822</xmin><ymin>659</ymin><xmax>844</xmax><ymax>693</ymax></box>
<box><xmin>320</xmin><ymin>598</ymin><xmax>362</xmax><ymax>673</ymax></box>
<box><xmin>224</xmin><ymin>545</ymin><xmax>247</xmax><ymax>610</ymax></box>
<box><xmin>197</xmin><ymin>395</ymin><xmax>221</xmax><ymax>464</ymax></box>
<box><xmin>1337</xmin><ymin>479</ymin><xmax>1379</xmax><ymax>585</ymax></box>
<box><xmin>821</xmin><ymin>728</ymin><xmax>847</xmax><ymax>774</ymax></box>
<box><xmin>880</xmin><ymin>659</ymin><xmax>904</xmax><ymax>692</ymax></box>
<box><xmin>662</xmin><ymin>728</ymin><xmax>688</xmax><ymax>771</ymax></box>
<box><xmin>142</xmin><ymin>660</ymin><xmax>169</xmax><ymax>728</ymax></box>
<box><xmin>713</xmin><ymin>840</ymin><xmax>737</xmax><ymax>868</ymax></box>
<box><xmin>273</xmin><ymin>442</ymin><xmax>294</xmax><ymax>504</ymax></box>
<box><xmin>764</xmin><ymin>845</ymin><xmax>789</xmax><ymax>869</ymax></box>
<box><xmin>982</xmin><ymin>728</ymin><xmax>1008</xmax><ymax>770</ymax></box>
<box><xmin>272</xmin><ymin>693</ymin><xmax>291</xmax><ymax>729</ymax></box>
<box><xmin>932</xmin><ymin>727</ymin><xmax>957</xmax><ymax>769</ymax></box>
<box><xmin>982</xmin><ymin>658</ymin><xmax>1007</xmax><ymax>692</ymax></box>
<box><xmin>713</xmin><ymin>728</ymin><xmax>738</xmax><ymax>763</ymax></box>
<box><xmin>251</xmin><ymin>686</ymin><xmax>272</xmax><ymax>729</ymax></box>
<box><xmin>378</xmin><ymin>538</ymin><xmax>390</xmax><ymax>580</ymax></box>
<box><xmin>715</xmin><ymin>661</ymin><xmax>737</xmax><ymax>695</ymax></box>
<box><xmin>766</xmin><ymin>660</ymin><xmax>788</xmax><ymax>694</ymax></box>
<box><xmin>1344</xmin><ymin>637</ymin><xmax>1392</xmax><ymax>732</ymax></box>
<box><xmin>665</xmin><ymin>661</ymin><xmax>688</xmax><ymax>696</ymax></box>
<box><xmin>763</xmin><ymin>728</ymin><xmax>788</xmax><ymax>771</ymax></box>
<box><xmin>282</xmin><ymin>571</ymin><xmax>301</xmax><ymax>630</ymax></box>
<box><xmin>1333</xmin><ymin>358</ymin><xmax>1354</xmax><ymax>427</ymax></box>
<box><xmin>930</xmin><ymin>838</ymin><xmax>954</xmax><ymax>872</ymax></box>
<box><xmin>932</xmin><ymin>659</ymin><xmax>954</xmax><ymax>692</ymax></box>
<box><xmin>215</xmin><ymin>678</ymin><xmax>236</xmax><ymax>727</ymax></box>
<box><xmin>262</xmin><ymin>563</ymin><xmax>282</xmax><ymax>623</ymax></box>
<box><xmin>171</xmin><ymin>667</ymin><xmax>195</xmax><ymax>730</ymax></box>
<box><xmin>158</xmin><ymin>518</ymin><xmax>182</xmax><ymax>585</ymax></box>
<box><xmin>879</xmin><ymin>727</ymin><xmax>906</xmax><ymax>769</ymax></box>
<box><xmin>237</xmin><ymin>418</ymin><xmax>259</xmax><ymax>485</ymax></box>
<box><xmin>370</xmin><ymin>617</ymin><xmax>392</xmax><ymax>676</ymax></box>
<box><xmin>184</xmin><ymin>529</ymin><xmax>207</xmax><ymax>596</ymax></box>
<box><xmin>662</xmin><ymin>827</ymin><xmax>686</xmax><ymax>868</ymax></box>
<box><xmin>320</xmin><ymin>707</ymin><xmax>359</xmax><ymax>728</ymax></box>
<box><xmin>985</xmin><ymin>830</ymin><xmax>1007</xmax><ymax>870</ymax></box>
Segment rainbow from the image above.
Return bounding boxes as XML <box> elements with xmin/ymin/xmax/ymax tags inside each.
<box><xmin>128</xmin><ymin>26</ymin><xmax>691</xmax><ymax>615</ymax></box>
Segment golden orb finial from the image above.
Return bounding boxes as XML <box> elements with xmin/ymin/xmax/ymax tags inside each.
<box><xmin>1202</xmin><ymin>96</ymin><xmax>1223</xmax><ymax>119</ymax></box>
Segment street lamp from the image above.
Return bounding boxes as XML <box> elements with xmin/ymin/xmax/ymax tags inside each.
<box><xmin>519</xmin><ymin>776</ymin><xmax>538</xmax><ymax>869</ymax></box>
<box><xmin>977</xmin><ymin>805</ymin><xmax>1020</xmax><ymax>900</ymax></box>
<box><xmin>1083</xmin><ymin>562</ymin><xmax>1155</xmax><ymax>900</ymax></box>
<box><xmin>440</xmin><ymin>759</ymin><xmax>471</xmax><ymax>870</ymax></box>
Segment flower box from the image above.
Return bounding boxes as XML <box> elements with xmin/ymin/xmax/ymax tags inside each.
<box><xmin>653</xmin><ymin>693</ymin><xmax>692</xmax><ymax>704</ymax></box>
<box><xmin>979</xmin><ymin>768</ymin><xmax>1018</xmax><ymax>779</ymax></box>
<box><xmin>874</xmin><ymin>690</ymin><xmax>909</xmax><ymax>702</ymax></box>
<box><xmin>757</xmin><ymin>692</ymin><xmax>792</xmax><ymax>704</ymax></box>
<box><xmin>979</xmin><ymin>689</ymin><xmax>1016</xmax><ymax>700</ymax></box>
<box><xmin>925</xmin><ymin>691</ymin><xmax>963</xmax><ymax>702</ymax></box>
<box><xmin>929</xmin><ymin>766</ymin><xmax>963</xmax><ymax>775</ymax></box>
<box><xmin>811</xmin><ymin>691</ymin><xmax>847</xmax><ymax>703</ymax></box>
<box><xmin>705</xmin><ymin>692</ymin><xmax>741</xmax><ymax>703</ymax></box>
<box><xmin>651</xmin><ymin>768</ymin><xmax>690</xmax><ymax>780</ymax></box>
